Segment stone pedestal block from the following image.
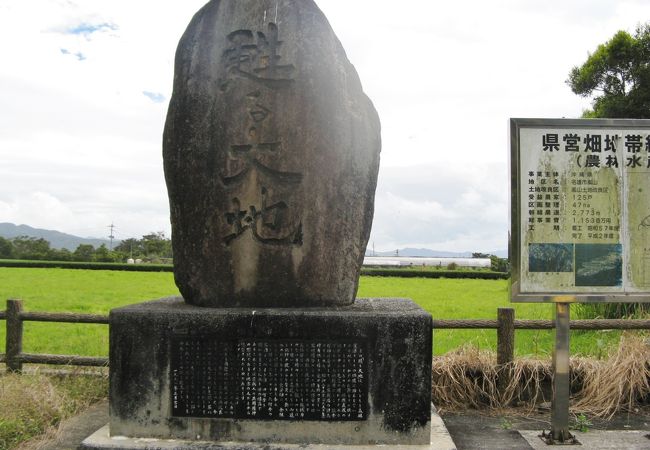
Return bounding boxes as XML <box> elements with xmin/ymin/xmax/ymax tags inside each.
<box><xmin>101</xmin><ymin>297</ymin><xmax>432</xmax><ymax>447</ymax></box>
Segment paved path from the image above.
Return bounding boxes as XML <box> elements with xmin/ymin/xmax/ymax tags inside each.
<box><xmin>442</xmin><ymin>409</ymin><xmax>650</xmax><ymax>450</ymax></box>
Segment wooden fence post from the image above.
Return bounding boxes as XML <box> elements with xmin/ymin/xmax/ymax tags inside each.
<box><xmin>497</xmin><ymin>308</ymin><xmax>515</xmax><ymax>365</ymax></box>
<box><xmin>6</xmin><ymin>299</ymin><xmax>23</xmax><ymax>373</ymax></box>
<box><xmin>497</xmin><ymin>307</ymin><xmax>515</xmax><ymax>395</ymax></box>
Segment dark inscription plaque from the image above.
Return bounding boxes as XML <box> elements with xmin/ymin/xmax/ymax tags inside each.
<box><xmin>170</xmin><ymin>338</ymin><xmax>368</xmax><ymax>421</ymax></box>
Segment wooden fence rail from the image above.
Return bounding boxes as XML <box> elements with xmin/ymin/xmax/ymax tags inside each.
<box><xmin>1</xmin><ymin>299</ymin><xmax>650</xmax><ymax>374</ymax></box>
<box><xmin>20</xmin><ymin>311</ymin><xmax>109</xmax><ymax>324</ymax></box>
<box><xmin>2</xmin><ymin>299</ymin><xmax>109</xmax><ymax>372</ymax></box>
<box><xmin>431</xmin><ymin>318</ymin><xmax>650</xmax><ymax>330</ymax></box>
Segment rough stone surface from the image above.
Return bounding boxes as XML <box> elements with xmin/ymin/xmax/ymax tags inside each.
<box><xmin>163</xmin><ymin>0</ymin><xmax>381</xmax><ymax>307</ymax></box>
<box><xmin>108</xmin><ymin>298</ymin><xmax>432</xmax><ymax>446</ymax></box>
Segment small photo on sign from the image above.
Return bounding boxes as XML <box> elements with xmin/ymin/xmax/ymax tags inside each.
<box><xmin>528</xmin><ymin>243</ymin><xmax>574</xmax><ymax>273</ymax></box>
<box><xmin>575</xmin><ymin>244</ymin><xmax>623</xmax><ymax>287</ymax></box>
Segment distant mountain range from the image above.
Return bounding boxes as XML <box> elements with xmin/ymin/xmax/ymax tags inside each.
<box><xmin>0</xmin><ymin>223</ymin><xmax>119</xmax><ymax>251</ymax></box>
<box><xmin>365</xmin><ymin>247</ymin><xmax>507</xmax><ymax>258</ymax></box>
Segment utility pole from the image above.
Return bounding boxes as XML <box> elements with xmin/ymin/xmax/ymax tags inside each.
<box><xmin>108</xmin><ymin>223</ymin><xmax>116</xmax><ymax>251</ymax></box>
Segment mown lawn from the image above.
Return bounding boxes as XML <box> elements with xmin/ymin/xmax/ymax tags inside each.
<box><xmin>0</xmin><ymin>267</ymin><xmax>634</xmax><ymax>358</ymax></box>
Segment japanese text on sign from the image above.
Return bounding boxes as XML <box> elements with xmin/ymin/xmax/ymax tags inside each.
<box><xmin>511</xmin><ymin>119</ymin><xmax>650</xmax><ymax>302</ymax></box>
<box><xmin>218</xmin><ymin>23</ymin><xmax>303</xmax><ymax>246</ymax></box>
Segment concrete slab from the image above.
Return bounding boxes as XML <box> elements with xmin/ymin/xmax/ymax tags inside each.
<box><xmin>30</xmin><ymin>400</ymin><xmax>109</xmax><ymax>450</ymax></box>
<box><xmin>520</xmin><ymin>429</ymin><xmax>650</xmax><ymax>450</ymax></box>
<box><xmin>80</xmin><ymin>412</ymin><xmax>456</xmax><ymax>450</ymax></box>
<box><xmin>440</xmin><ymin>408</ymin><xmax>650</xmax><ymax>450</ymax></box>
<box><xmin>442</xmin><ymin>412</ymin><xmax>535</xmax><ymax>449</ymax></box>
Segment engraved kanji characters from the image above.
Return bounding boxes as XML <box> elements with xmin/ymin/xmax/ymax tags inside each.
<box><xmin>219</xmin><ymin>23</ymin><xmax>303</xmax><ymax>246</ymax></box>
<box><xmin>220</xmin><ymin>23</ymin><xmax>296</xmax><ymax>90</ymax></box>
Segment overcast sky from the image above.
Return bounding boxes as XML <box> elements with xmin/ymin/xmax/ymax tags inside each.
<box><xmin>1</xmin><ymin>0</ymin><xmax>649</xmax><ymax>253</ymax></box>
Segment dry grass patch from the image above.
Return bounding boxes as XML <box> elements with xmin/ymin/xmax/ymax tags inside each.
<box><xmin>573</xmin><ymin>335</ymin><xmax>650</xmax><ymax>419</ymax></box>
<box><xmin>432</xmin><ymin>334</ymin><xmax>650</xmax><ymax>417</ymax></box>
<box><xmin>0</xmin><ymin>370</ymin><xmax>107</xmax><ymax>450</ymax></box>
<box><xmin>432</xmin><ymin>345</ymin><xmax>553</xmax><ymax>411</ymax></box>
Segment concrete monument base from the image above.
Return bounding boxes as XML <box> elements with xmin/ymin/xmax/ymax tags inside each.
<box><xmin>80</xmin><ymin>411</ymin><xmax>456</xmax><ymax>449</ymax></box>
<box><xmin>103</xmin><ymin>297</ymin><xmax>433</xmax><ymax>447</ymax></box>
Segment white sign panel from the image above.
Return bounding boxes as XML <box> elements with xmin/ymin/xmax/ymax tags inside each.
<box><xmin>510</xmin><ymin>119</ymin><xmax>650</xmax><ymax>302</ymax></box>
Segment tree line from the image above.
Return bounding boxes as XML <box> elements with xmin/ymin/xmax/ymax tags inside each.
<box><xmin>0</xmin><ymin>232</ymin><xmax>172</xmax><ymax>264</ymax></box>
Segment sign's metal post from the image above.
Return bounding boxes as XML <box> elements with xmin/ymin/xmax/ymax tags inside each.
<box><xmin>550</xmin><ymin>302</ymin><xmax>574</xmax><ymax>443</ymax></box>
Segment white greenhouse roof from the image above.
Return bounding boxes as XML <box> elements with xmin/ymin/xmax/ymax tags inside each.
<box><xmin>363</xmin><ymin>256</ymin><xmax>491</xmax><ymax>268</ymax></box>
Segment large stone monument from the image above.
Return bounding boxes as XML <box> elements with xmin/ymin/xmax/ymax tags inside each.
<box><xmin>82</xmin><ymin>0</ymin><xmax>436</xmax><ymax>448</ymax></box>
<box><xmin>163</xmin><ymin>0</ymin><xmax>380</xmax><ymax>308</ymax></box>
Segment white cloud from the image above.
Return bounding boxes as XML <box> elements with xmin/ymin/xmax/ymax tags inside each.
<box><xmin>369</xmin><ymin>162</ymin><xmax>509</xmax><ymax>252</ymax></box>
<box><xmin>0</xmin><ymin>192</ymin><xmax>76</xmax><ymax>232</ymax></box>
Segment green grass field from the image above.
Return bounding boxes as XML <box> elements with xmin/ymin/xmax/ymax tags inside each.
<box><xmin>0</xmin><ymin>268</ymin><xmax>636</xmax><ymax>358</ymax></box>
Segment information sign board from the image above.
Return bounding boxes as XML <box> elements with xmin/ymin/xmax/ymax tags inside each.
<box><xmin>510</xmin><ymin>118</ymin><xmax>650</xmax><ymax>302</ymax></box>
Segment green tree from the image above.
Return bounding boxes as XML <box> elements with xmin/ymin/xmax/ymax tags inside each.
<box><xmin>93</xmin><ymin>244</ymin><xmax>118</xmax><ymax>262</ymax></box>
<box><xmin>490</xmin><ymin>255</ymin><xmax>509</xmax><ymax>273</ymax></box>
<box><xmin>47</xmin><ymin>247</ymin><xmax>72</xmax><ymax>261</ymax></box>
<box><xmin>114</xmin><ymin>238</ymin><xmax>143</xmax><ymax>259</ymax></box>
<box><xmin>113</xmin><ymin>233</ymin><xmax>173</xmax><ymax>262</ymax></box>
<box><xmin>142</xmin><ymin>232</ymin><xmax>172</xmax><ymax>259</ymax></box>
<box><xmin>73</xmin><ymin>244</ymin><xmax>95</xmax><ymax>262</ymax></box>
<box><xmin>0</xmin><ymin>237</ymin><xmax>14</xmax><ymax>259</ymax></box>
<box><xmin>567</xmin><ymin>25</ymin><xmax>650</xmax><ymax>118</ymax></box>
<box><xmin>11</xmin><ymin>236</ymin><xmax>51</xmax><ymax>260</ymax></box>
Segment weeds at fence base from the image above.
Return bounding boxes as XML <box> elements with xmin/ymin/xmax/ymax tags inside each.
<box><xmin>432</xmin><ymin>334</ymin><xmax>650</xmax><ymax>418</ymax></box>
<box><xmin>0</xmin><ymin>368</ymin><xmax>107</xmax><ymax>450</ymax></box>
<box><xmin>573</xmin><ymin>335</ymin><xmax>650</xmax><ymax>419</ymax></box>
